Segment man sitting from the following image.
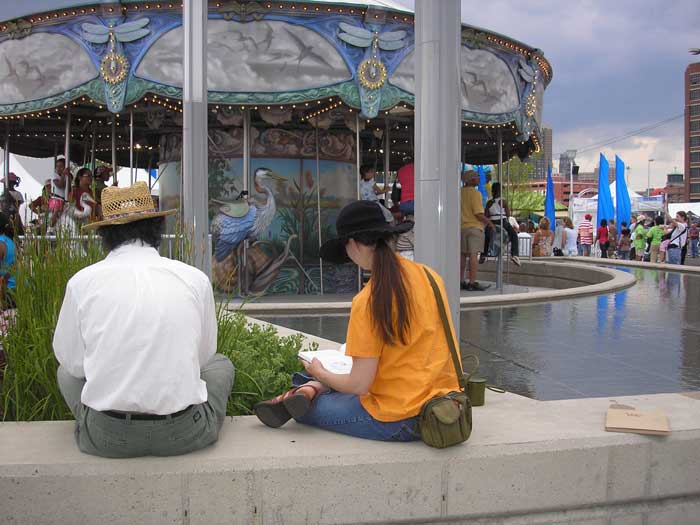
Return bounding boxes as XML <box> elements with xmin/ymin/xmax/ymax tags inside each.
<box><xmin>53</xmin><ymin>182</ymin><xmax>234</xmax><ymax>458</ymax></box>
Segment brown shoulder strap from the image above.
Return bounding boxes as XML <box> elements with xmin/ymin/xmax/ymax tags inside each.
<box><xmin>423</xmin><ymin>267</ymin><xmax>467</xmax><ymax>391</ymax></box>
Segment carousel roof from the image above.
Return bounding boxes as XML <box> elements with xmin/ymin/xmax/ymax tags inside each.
<box><xmin>0</xmin><ymin>0</ymin><xmax>552</xmax><ymax>166</ymax></box>
<box><xmin>1</xmin><ymin>0</ymin><xmax>411</xmax><ymax>23</ymax></box>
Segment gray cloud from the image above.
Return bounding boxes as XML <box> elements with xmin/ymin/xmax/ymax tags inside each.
<box><xmin>396</xmin><ymin>0</ymin><xmax>699</xmax><ymax>188</ymax></box>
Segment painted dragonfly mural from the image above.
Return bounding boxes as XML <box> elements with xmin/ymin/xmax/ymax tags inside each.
<box><xmin>337</xmin><ymin>22</ymin><xmax>407</xmax><ymax>118</ymax></box>
<box><xmin>81</xmin><ymin>18</ymin><xmax>151</xmax><ymax>113</ymax></box>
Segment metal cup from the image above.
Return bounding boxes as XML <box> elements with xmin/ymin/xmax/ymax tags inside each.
<box><xmin>467</xmin><ymin>376</ymin><xmax>487</xmax><ymax>407</ymax></box>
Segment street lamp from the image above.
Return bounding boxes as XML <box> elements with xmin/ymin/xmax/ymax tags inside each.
<box><xmin>564</xmin><ymin>149</ymin><xmax>577</xmax><ymax>218</ymax></box>
<box><xmin>626</xmin><ymin>165</ymin><xmax>631</xmax><ymax>186</ymax></box>
<box><xmin>647</xmin><ymin>158</ymin><xmax>655</xmax><ymax>197</ymax></box>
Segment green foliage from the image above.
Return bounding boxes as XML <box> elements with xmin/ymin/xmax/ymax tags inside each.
<box><xmin>1</xmin><ymin>233</ymin><xmax>105</xmax><ymax>421</ymax></box>
<box><xmin>508</xmin><ymin>191</ymin><xmax>567</xmax><ymax>217</ymax></box>
<box><xmin>216</xmin><ymin>312</ymin><xmax>308</xmax><ymax>416</ymax></box>
<box><xmin>1</xmin><ymin>234</ymin><xmax>309</xmax><ymax>421</ymax></box>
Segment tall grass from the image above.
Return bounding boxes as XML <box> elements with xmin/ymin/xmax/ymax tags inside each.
<box><xmin>1</xmin><ymin>231</ymin><xmax>305</xmax><ymax>421</ymax></box>
<box><xmin>1</xmin><ymin>233</ymin><xmax>104</xmax><ymax>421</ymax></box>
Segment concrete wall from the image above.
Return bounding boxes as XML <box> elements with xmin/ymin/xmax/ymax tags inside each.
<box><xmin>479</xmin><ymin>259</ymin><xmax>613</xmax><ymax>290</ymax></box>
<box><xmin>2</xmin><ymin>391</ymin><xmax>699</xmax><ymax>524</ymax></box>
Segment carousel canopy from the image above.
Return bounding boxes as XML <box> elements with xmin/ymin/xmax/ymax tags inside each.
<box><xmin>0</xmin><ymin>1</ymin><xmax>552</xmax><ymax>166</ymax></box>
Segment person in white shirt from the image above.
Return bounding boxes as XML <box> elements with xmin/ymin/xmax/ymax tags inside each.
<box><xmin>666</xmin><ymin>211</ymin><xmax>688</xmax><ymax>266</ymax></box>
<box><xmin>53</xmin><ymin>182</ymin><xmax>234</xmax><ymax>458</ymax></box>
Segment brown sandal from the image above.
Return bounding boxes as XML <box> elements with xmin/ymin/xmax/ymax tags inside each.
<box><xmin>254</xmin><ymin>384</ymin><xmax>321</xmax><ymax>428</ymax></box>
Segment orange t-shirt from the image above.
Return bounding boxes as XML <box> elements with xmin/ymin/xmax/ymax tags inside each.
<box><xmin>345</xmin><ymin>257</ymin><xmax>461</xmax><ymax>422</ymax></box>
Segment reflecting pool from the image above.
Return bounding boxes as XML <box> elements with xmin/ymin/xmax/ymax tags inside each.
<box><xmin>253</xmin><ymin>267</ymin><xmax>700</xmax><ymax>400</ymax></box>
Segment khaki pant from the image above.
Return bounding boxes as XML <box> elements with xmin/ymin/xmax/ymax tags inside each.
<box><xmin>650</xmin><ymin>243</ymin><xmax>660</xmax><ymax>263</ymax></box>
<box><xmin>57</xmin><ymin>354</ymin><xmax>234</xmax><ymax>458</ymax></box>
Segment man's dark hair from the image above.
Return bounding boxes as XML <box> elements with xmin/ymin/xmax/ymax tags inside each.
<box><xmin>97</xmin><ymin>217</ymin><xmax>165</xmax><ymax>252</ymax></box>
<box><xmin>655</xmin><ymin>215</ymin><xmax>664</xmax><ymax>226</ymax></box>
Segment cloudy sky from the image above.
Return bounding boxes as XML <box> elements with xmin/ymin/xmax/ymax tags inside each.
<box><xmin>396</xmin><ymin>0</ymin><xmax>699</xmax><ymax>191</ymax></box>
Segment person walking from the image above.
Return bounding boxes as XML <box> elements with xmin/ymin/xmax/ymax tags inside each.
<box><xmin>53</xmin><ymin>182</ymin><xmax>234</xmax><ymax>458</ymax></box>
<box><xmin>578</xmin><ymin>214</ymin><xmax>594</xmax><ymax>256</ymax></box>
<box><xmin>253</xmin><ymin>200</ymin><xmax>460</xmax><ymax>442</ymax></box>
<box><xmin>633</xmin><ymin>219</ymin><xmax>647</xmax><ymax>261</ymax></box>
<box><xmin>460</xmin><ymin>170</ymin><xmax>493</xmax><ymax>291</ymax></box>
<box><xmin>666</xmin><ymin>211</ymin><xmax>688</xmax><ymax>265</ymax></box>
<box><xmin>561</xmin><ymin>217</ymin><xmax>578</xmax><ymax>256</ymax></box>
<box><xmin>533</xmin><ymin>217</ymin><xmax>555</xmax><ymax>257</ymax></box>
<box><xmin>618</xmin><ymin>228</ymin><xmax>632</xmax><ymax>260</ymax></box>
<box><xmin>607</xmin><ymin>219</ymin><xmax>618</xmax><ymax>258</ymax></box>
<box><xmin>482</xmin><ymin>182</ymin><xmax>520</xmax><ymax>266</ymax></box>
<box><xmin>646</xmin><ymin>216</ymin><xmax>665</xmax><ymax>264</ymax></box>
<box><xmin>689</xmin><ymin>222</ymin><xmax>699</xmax><ymax>258</ymax></box>
<box><xmin>597</xmin><ymin>219</ymin><xmax>609</xmax><ymax>258</ymax></box>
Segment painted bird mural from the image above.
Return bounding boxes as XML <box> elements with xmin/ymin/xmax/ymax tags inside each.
<box><xmin>210</xmin><ymin>167</ymin><xmax>285</xmax><ymax>262</ymax></box>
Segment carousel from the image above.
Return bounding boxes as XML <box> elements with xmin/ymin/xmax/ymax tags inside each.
<box><xmin>0</xmin><ymin>0</ymin><xmax>553</xmax><ymax>296</ymax></box>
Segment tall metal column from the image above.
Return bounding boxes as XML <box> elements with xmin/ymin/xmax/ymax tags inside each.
<box><xmin>90</xmin><ymin>124</ymin><xmax>96</xmax><ymax>170</ymax></box>
<box><xmin>414</xmin><ymin>0</ymin><xmax>461</xmax><ymax>334</ymax></box>
<box><xmin>64</xmin><ymin>108</ymin><xmax>71</xmax><ymax>167</ymax></box>
<box><xmin>129</xmin><ymin>108</ymin><xmax>135</xmax><ymax>185</ymax></box>
<box><xmin>3</xmin><ymin>123</ymin><xmax>9</xmax><ymax>194</ymax></box>
<box><xmin>356</xmin><ymin>113</ymin><xmax>362</xmax><ymax>292</ymax></box>
<box><xmin>315</xmin><ymin>117</ymin><xmax>324</xmax><ymax>294</ymax></box>
<box><xmin>240</xmin><ymin>108</ymin><xmax>251</xmax><ymax>295</ymax></box>
<box><xmin>496</xmin><ymin>130</ymin><xmax>503</xmax><ymax>291</ymax></box>
<box><xmin>182</xmin><ymin>0</ymin><xmax>210</xmax><ymax>275</ymax></box>
<box><xmin>384</xmin><ymin>117</ymin><xmax>390</xmax><ymax>192</ymax></box>
<box><xmin>111</xmin><ymin>116</ymin><xmax>117</xmax><ymax>177</ymax></box>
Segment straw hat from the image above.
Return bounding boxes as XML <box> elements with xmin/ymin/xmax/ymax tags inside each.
<box><xmin>82</xmin><ymin>182</ymin><xmax>176</xmax><ymax>231</ymax></box>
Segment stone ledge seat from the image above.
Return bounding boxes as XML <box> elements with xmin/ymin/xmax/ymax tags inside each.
<box><xmin>1</xmin><ymin>391</ymin><xmax>700</xmax><ymax>525</ymax></box>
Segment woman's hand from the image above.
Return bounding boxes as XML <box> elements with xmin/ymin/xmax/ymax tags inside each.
<box><xmin>301</xmin><ymin>357</ymin><xmax>327</xmax><ymax>378</ymax></box>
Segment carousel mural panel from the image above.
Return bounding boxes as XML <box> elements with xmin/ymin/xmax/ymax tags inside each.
<box><xmin>0</xmin><ymin>0</ymin><xmax>552</xmax><ymax>299</ymax></box>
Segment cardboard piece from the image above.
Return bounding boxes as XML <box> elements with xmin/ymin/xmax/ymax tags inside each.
<box><xmin>605</xmin><ymin>406</ymin><xmax>670</xmax><ymax>436</ymax></box>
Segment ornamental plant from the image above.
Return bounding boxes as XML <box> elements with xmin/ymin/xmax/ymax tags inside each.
<box><xmin>0</xmin><ymin>232</ymin><xmax>304</xmax><ymax>421</ymax></box>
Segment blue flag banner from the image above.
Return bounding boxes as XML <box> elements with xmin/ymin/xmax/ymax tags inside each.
<box><xmin>596</xmin><ymin>153</ymin><xmax>614</xmax><ymax>225</ymax></box>
<box><xmin>615</xmin><ymin>155</ymin><xmax>631</xmax><ymax>231</ymax></box>
<box><xmin>476</xmin><ymin>165</ymin><xmax>488</xmax><ymax>205</ymax></box>
<box><xmin>150</xmin><ymin>168</ymin><xmax>158</xmax><ymax>179</ymax></box>
<box><xmin>544</xmin><ymin>165</ymin><xmax>556</xmax><ymax>227</ymax></box>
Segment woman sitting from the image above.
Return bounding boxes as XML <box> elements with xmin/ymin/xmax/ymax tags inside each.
<box><xmin>532</xmin><ymin>217</ymin><xmax>554</xmax><ymax>257</ymax></box>
<box><xmin>254</xmin><ymin>201</ymin><xmax>461</xmax><ymax>442</ymax></box>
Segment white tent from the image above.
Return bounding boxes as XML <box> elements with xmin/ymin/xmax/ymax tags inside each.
<box><xmin>668</xmin><ymin>202</ymin><xmax>700</xmax><ymax>218</ymax></box>
<box><xmin>572</xmin><ymin>181</ymin><xmax>664</xmax><ymax>227</ymax></box>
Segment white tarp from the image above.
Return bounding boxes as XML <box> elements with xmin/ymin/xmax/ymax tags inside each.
<box><xmin>571</xmin><ymin>182</ymin><xmax>664</xmax><ymax>227</ymax></box>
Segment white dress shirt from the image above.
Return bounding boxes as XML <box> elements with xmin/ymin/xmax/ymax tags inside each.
<box><xmin>53</xmin><ymin>242</ymin><xmax>217</xmax><ymax>414</ymax></box>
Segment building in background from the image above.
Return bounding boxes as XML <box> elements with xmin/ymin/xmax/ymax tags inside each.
<box><xmin>654</xmin><ymin>171</ymin><xmax>686</xmax><ymax>204</ymax></box>
<box><xmin>685</xmin><ymin>62</ymin><xmax>700</xmax><ymax>201</ymax></box>
<box><xmin>528</xmin><ymin>127</ymin><xmax>552</xmax><ymax>179</ymax></box>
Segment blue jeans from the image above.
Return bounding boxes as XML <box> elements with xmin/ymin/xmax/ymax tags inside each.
<box><xmin>691</xmin><ymin>239</ymin><xmax>699</xmax><ymax>258</ymax></box>
<box><xmin>399</xmin><ymin>200</ymin><xmax>414</xmax><ymax>216</ymax></box>
<box><xmin>667</xmin><ymin>247</ymin><xmax>682</xmax><ymax>265</ymax></box>
<box><xmin>291</xmin><ymin>373</ymin><xmax>420</xmax><ymax>442</ymax></box>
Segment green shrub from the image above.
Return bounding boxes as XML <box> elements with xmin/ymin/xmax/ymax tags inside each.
<box><xmin>1</xmin><ymin>234</ymin><xmax>306</xmax><ymax>421</ymax></box>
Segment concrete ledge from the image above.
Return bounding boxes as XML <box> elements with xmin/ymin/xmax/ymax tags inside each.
<box><xmin>554</xmin><ymin>255</ymin><xmax>700</xmax><ymax>274</ymax></box>
<box><xmin>2</xmin><ymin>391</ymin><xmax>699</xmax><ymax>524</ymax></box>
<box><xmin>230</xmin><ymin>262</ymin><xmax>636</xmax><ymax>314</ymax></box>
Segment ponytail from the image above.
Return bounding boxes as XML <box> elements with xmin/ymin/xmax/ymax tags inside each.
<box><xmin>358</xmin><ymin>235</ymin><xmax>412</xmax><ymax>345</ymax></box>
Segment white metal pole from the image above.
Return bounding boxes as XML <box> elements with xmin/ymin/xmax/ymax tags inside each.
<box><xmin>384</xmin><ymin>117</ymin><xmax>390</xmax><ymax>194</ymax></box>
<box><xmin>111</xmin><ymin>115</ymin><xmax>117</xmax><ymax>179</ymax></box>
<box><xmin>3</xmin><ymin>123</ymin><xmax>9</xmax><ymax>195</ymax></box>
<box><xmin>569</xmin><ymin>157</ymin><xmax>574</xmax><ymax>219</ymax></box>
<box><xmin>315</xmin><ymin>117</ymin><xmax>324</xmax><ymax>295</ymax></box>
<box><xmin>90</xmin><ymin>125</ymin><xmax>96</xmax><ymax>170</ymax></box>
<box><xmin>415</xmin><ymin>0</ymin><xmax>461</xmax><ymax>335</ymax></box>
<box><xmin>64</xmin><ymin>107</ymin><xmax>71</xmax><ymax>168</ymax></box>
<box><xmin>182</xmin><ymin>0</ymin><xmax>210</xmax><ymax>275</ymax></box>
<box><xmin>496</xmin><ymin>130</ymin><xmax>503</xmax><ymax>291</ymax></box>
<box><xmin>129</xmin><ymin>108</ymin><xmax>134</xmax><ymax>185</ymax></box>
<box><xmin>356</xmin><ymin>113</ymin><xmax>361</xmax><ymax>292</ymax></box>
<box><xmin>241</xmin><ymin>108</ymin><xmax>251</xmax><ymax>295</ymax></box>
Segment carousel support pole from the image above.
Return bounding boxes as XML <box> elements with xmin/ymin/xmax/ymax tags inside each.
<box><xmin>64</xmin><ymin>107</ymin><xmax>71</xmax><ymax>167</ymax></box>
<box><xmin>356</xmin><ymin>113</ymin><xmax>361</xmax><ymax>292</ymax></box>
<box><xmin>496</xmin><ymin>130</ymin><xmax>504</xmax><ymax>292</ymax></box>
<box><xmin>90</xmin><ymin>124</ymin><xmax>96</xmax><ymax>170</ymax></box>
<box><xmin>384</xmin><ymin>117</ymin><xmax>390</xmax><ymax>194</ymax></box>
<box><xmin>415</xmin><ymin>0</ymin><xmax>461</xmax><ymax>335</ymax></box>
<box><xmin>182</xmin><ymin>0</ymin><xmax>209</xmax><ymax>275</ymax></box>
<box><xmin>53</xmin><ymin>141</ymin><xmax>58</xmax><ymax>166</ymax></box>
<box><xmin>315</xmin><ymin>117</ymin><xmax>324</xmax><ymax>295</ymax></box>
<box><xmin>240</xmin><ymin>108</ymin><xmax>251</xmax><ymax>296</ymax></box>
<box><xmin>3</xmin><ymin>123</ymin><xmax>9</xmax><ymax>195</ymax></box>
<box><xmin>111</xmin><ymin>116</ymin><xmax>117</xmax><ymax>181</ymax></box>
<box><xmin>129</xmin><ymin>108</ymin><xmax>134</xmax><ymax>185</ymax></box>
<box><xmin>147</xmin><ymin>150</ymin><xmax>154</xmax><ymax>191</ymax></box>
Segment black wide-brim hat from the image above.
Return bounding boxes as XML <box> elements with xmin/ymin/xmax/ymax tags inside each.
<box><xmin>319</xmin><ymin>200</ymin><xmax>413</xmax><ymax>264</ymax></box>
